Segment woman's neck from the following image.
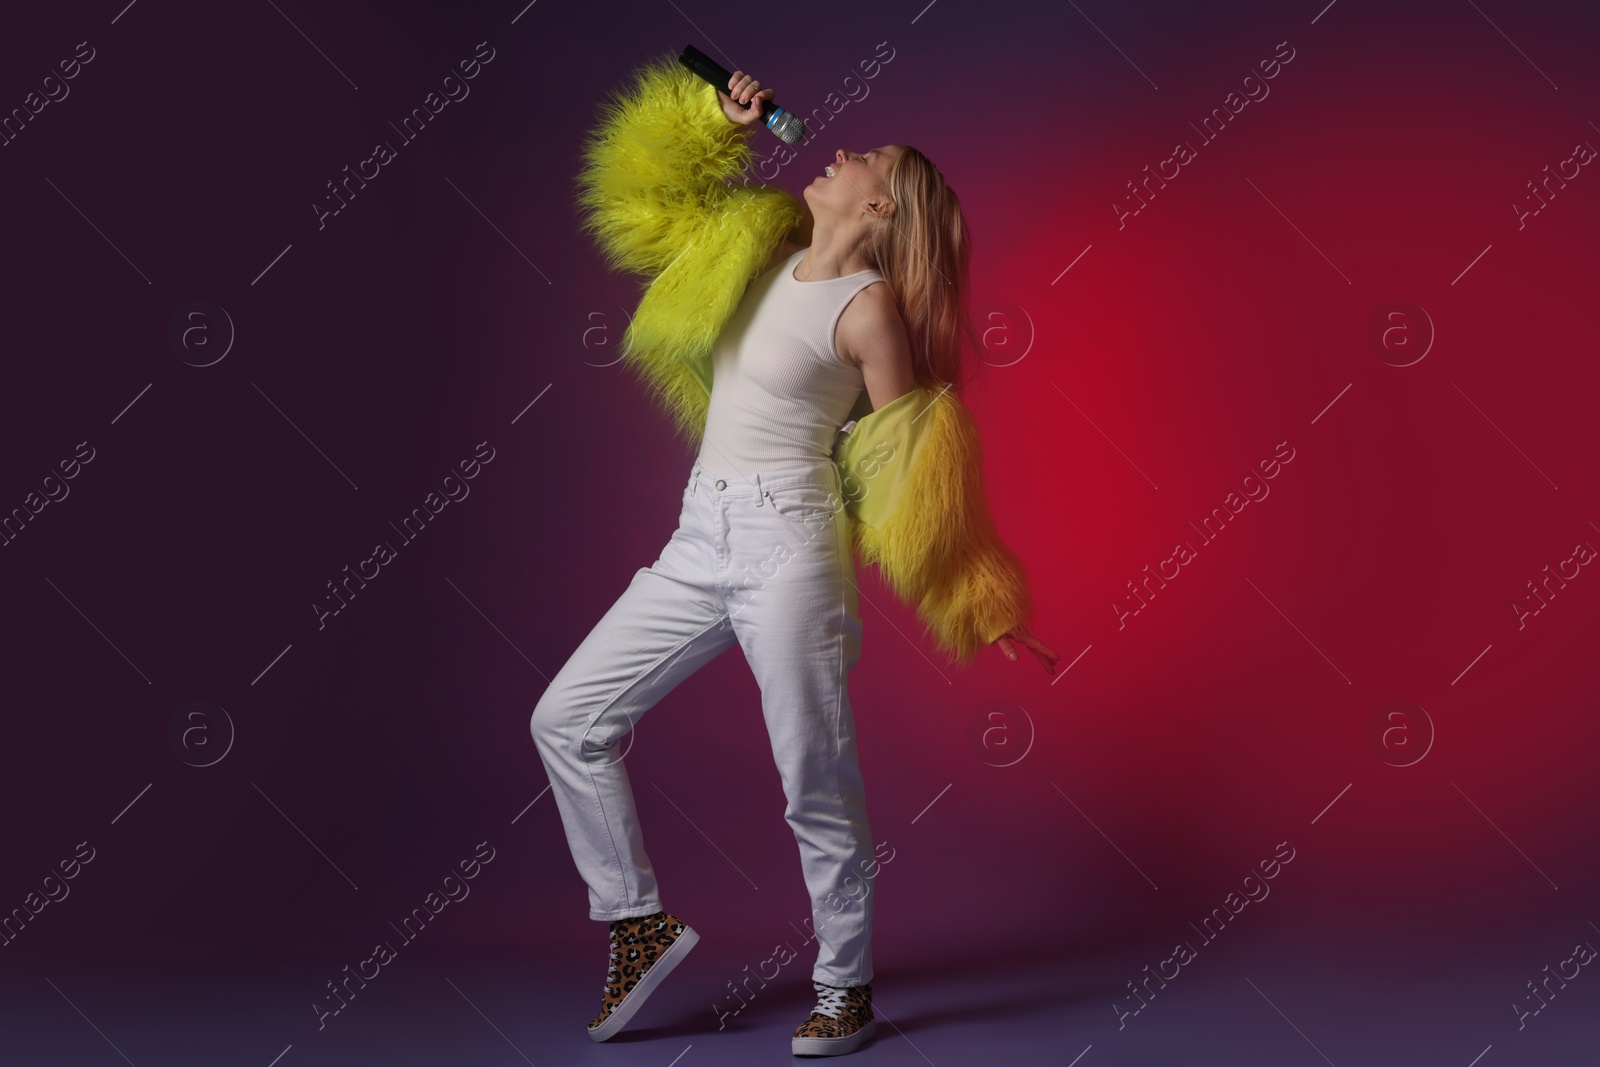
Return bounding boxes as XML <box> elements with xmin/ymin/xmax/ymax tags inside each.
<box><xmin>794</xmin><ymin>225</ymin><xmax>872</xmax><ymax>281</ymax></box>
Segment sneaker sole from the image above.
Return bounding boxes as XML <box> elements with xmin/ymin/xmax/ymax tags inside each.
<box><xmin>791</xmin><ymin>1016</ymin><xmax>876</xmax><ymax>1056</ymax></box>
<box><xmin>587</xmin><ymin>925</ymin><xmax>700</xmax><ymax>1042</ymax></box>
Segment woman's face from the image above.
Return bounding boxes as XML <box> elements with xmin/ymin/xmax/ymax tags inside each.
<box><xmin>807</xmin><ymin>145</ymin><xmax>903</xmax><ymax>219</ymax></box>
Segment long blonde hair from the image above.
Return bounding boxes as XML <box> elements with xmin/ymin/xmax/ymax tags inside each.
<box><xmin>857</xmin><ymin>146</ymin><xmax>981</xmax><ymax>395</ymax></box>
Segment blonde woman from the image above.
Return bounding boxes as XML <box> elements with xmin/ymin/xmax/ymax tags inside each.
<box><xmin>533</xmin><ymin>54</ymin><xmax>1059</xmax><ymax>1057</ymax></box>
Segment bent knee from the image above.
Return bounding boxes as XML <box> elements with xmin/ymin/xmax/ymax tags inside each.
<box><xmin>530</xmin><ymin>685</ymin><xmax>578</xmax><ymax>749</ymax></box>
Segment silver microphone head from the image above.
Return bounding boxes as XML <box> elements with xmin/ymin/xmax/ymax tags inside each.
<box><xmin>768</xmin><ymin>107</ymin><xmax>807</xmax><ymax>145</ymax></box>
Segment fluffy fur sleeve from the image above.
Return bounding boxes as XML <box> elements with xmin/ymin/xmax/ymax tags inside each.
<box><xmin>574</xmin><ymin>52</ymin><xmax>759</xmax><ymax>279</ymax></box>
<box><xmin>573</xmin><ymin>53</ymin><xmax>803</xmax><ymax>445</ymax></box>
<box><xmin>844</xmin><ymin>387</ymin><xmax>1034</xmax><ymax>666</ymax></box>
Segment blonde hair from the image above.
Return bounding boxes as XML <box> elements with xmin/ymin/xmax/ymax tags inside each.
<box><xmin>857</xmin><ymin>146</ymin><xmax>981</xmax><ymax>395</ymax></box>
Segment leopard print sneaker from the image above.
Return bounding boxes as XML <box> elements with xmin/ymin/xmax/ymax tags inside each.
<box><xmin>586</xmin><ymin>910</ymin><xmax>699</xmax><ymax>1042</ymax></box>
<box><xmin>792</xmin><ymin>980</ymin><xmax>876</xmax><ymax>1056</ymax></box>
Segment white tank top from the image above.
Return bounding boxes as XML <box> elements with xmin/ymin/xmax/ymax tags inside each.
<box><xmin>695</xmin><ymin>249</ymin><xmax>879</xmax><ymax>478</ymax></box>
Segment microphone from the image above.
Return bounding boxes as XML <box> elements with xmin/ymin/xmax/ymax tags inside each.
<box><xmin>678</xmin><ymin>45</ymin><xmax>807</xmax><ymax>145</ymax></box>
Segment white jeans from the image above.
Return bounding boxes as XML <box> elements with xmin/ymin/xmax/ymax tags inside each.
<box><xmin>531</xmin><ymin>455</ymin><xmax>875</xmax><ymax>987</ymax></box>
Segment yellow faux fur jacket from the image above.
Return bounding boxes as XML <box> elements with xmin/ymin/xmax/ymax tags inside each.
<box><xmin>574</xmin><ymin>53</ymin><xmax>1032</xmax><ymax>665</ymax></box>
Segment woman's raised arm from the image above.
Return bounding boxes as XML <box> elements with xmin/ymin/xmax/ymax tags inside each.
<box><xmin>570</xmin><ymin>53</ymin><xmax>807</xmax><ymax>445</ymax></box>
<box><xmin>574</xmin><ymin>54</ymin><xmax>798</xmax><ymax>282</ymax></box>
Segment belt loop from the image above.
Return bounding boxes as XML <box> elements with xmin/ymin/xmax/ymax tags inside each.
<box><xmin>754</xmin><ymin>471</ymin><xmax>765</xmax><ymax>506</ymax></box>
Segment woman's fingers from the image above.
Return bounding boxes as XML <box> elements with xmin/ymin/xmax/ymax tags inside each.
<box><xmin>1028</xmin><ymin>635</ymin><xmax>1060</xmax><ymax>665</ymax></box>
<box><xmin>716</xmin><ymin>71</ymin><xmax>775</xmax><ymax>125</ymax></box>
<box><xmin>1026</xmin><ymin>647</ymin><xmax>1056</xmax><ymax>673</ymax></box>
<box><xmin>1005</xmin><ymin>625</ymin><xmax>1062</xmax><ymax>673</ymax></box>
<box><xmin>727</xmin><ymin>71</ymin><xmax>771</xmax><ymax>106</ymax></box>
<box><xmin>994</xmin><ymin>626</ymin><xmax>1062</xmax><ymax>671</ymax></box>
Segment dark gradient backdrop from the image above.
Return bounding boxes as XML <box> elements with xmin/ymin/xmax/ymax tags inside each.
<box><xmin>2</xmin><ymin>1</ymin><xmax>1597</xmax><ymax>1065</ymax></box>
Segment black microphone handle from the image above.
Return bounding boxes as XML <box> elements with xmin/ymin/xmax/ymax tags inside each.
<box><xmin>678</xmin><ymin>44</ymin><xmax>779</xmax><ymax>126</ymax></box>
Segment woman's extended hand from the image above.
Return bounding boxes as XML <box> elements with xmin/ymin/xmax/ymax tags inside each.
<box><xmin>993</xmin><ymin>622</ymin><xmax>1062</xmax><ymax>675</ymax></box>
<box><xmin>717</xmin><ymin>70</ymin><xmax>774</xmax><ymax>126</ymax></box>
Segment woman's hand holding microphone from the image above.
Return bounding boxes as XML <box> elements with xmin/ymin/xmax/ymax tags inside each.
<box><xmin>717</xmin><ymin>70</ymin><xmax>775</xmax><ymax>125</ymax></box>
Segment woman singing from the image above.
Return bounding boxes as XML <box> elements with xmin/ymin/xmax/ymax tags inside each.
<box><xmin>533</xmin><ymin>54</ymin><xmax>1060</xmax><ymax>1057</ymax></box>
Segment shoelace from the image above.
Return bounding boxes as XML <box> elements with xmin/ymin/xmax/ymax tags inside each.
<box><xmin>601</xmin><ymin>930</ymin><xmax>621</xmax><ymax>995</ymax></box>
<box><xmin>811</xmin><ymin>982</ymin><xmax>852</xmax><ymax>1019</ymax></box>
<box><xmin>600</xmin><ymin>915</ymin><xmax>675</xmax><ymax>997</ymax></box>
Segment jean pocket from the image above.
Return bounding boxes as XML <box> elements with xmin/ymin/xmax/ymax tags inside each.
<box><xmin>765</xmin><ymin>482</ymin><xmax>841</xmax><ymax>522</ymax></box>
